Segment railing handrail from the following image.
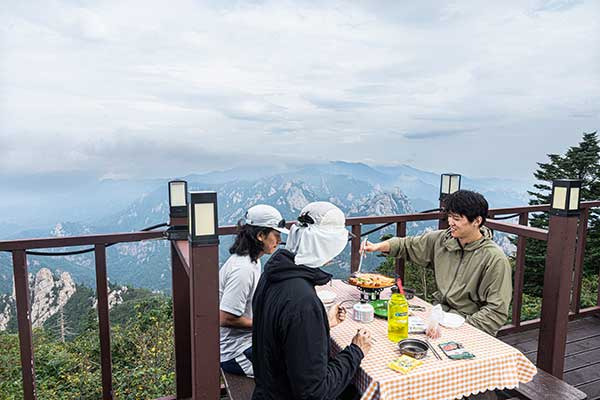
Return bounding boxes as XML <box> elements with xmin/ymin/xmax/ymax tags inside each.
<box><xmin>2</xmin><ymin>201</ymin><xmax>599</xmax><ymax>250</ymax></box>
<box><xmin>0</xmin><ymin>231</ymin><xmax>165</xmax><ymax>251</ymax></box>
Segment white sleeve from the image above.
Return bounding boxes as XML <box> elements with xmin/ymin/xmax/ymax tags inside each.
<box><xmin>220</xmin><ymin>264</ymin><xmax>254</xmax><ymax>317</ymax></box>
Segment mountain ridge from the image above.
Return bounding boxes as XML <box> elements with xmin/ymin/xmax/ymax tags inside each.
<box><xmin>0</xmin><ymin>161</ymin><xmax>528</xmax><ymax>294</ymax></box>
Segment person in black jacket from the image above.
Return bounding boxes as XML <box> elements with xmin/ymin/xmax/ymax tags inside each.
<box><xmin>252</xmin><ymin>201</ymin><xmax>372</xmax><ymax>400</ymax></box>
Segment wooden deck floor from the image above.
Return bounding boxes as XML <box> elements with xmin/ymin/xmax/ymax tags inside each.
<box><xmin>499</xmin><ymin>315</ymin><xmax>600</xmax><ymax>400</ymax></box>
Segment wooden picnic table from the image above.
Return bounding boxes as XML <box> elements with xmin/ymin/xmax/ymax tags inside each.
<box><xmin>321</xmin><ymin>280</ymin><xmax>537</xmax><ymax>400</ymax></box>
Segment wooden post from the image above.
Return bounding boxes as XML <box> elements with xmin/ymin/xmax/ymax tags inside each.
<box><xmin>395</xmin><ymin>222</ymin><xmax>406</xmax><ymax>280</ymax></box>
<box><xmin>189</xmin><ymin>242</ymin><xmax>220</xmax><ymax>399</ymax></box>
<box><xmin>350</xmin><ymin>225</ymin><xmax>361</xmax><ymax>273</ymax></box>
<box><xmin>537</xmin><ymin>214</ymin><xmax>579</xmax><ymax>378</ymax></box>
<box><xmin>512</xmin><ymin>212</ymin><xmax>528</xmax><ymax>327</ymax></box>
<box><xmin>438</xmin><ymin>198</ymin><xmax>448</xmax><ymax>230</ymax></box>
<box><xmin>171</xmin><ymin>242</ymin><xmax>192</xmax><ymax>399</ymax></box>
<box><xmin>13</xmin><ymin>250</ymin><xmax>37</xmax><ymax>400</ymax></box>
<box><xmin>94</xmin><ymin>244</ymin><xmax>113</xmax><ymax>400</ymax></box>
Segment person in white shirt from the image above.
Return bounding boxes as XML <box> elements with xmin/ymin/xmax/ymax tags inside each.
<box><xmin>220</xmin><ymin>204</ymin><xmax>289</xmax><ymax>378</ymax></box>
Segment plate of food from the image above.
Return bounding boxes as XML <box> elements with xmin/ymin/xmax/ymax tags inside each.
<box><xmin>347</xmin><ymin>273</ymin><xmax>395</xmax><ymax>289</ymax></box>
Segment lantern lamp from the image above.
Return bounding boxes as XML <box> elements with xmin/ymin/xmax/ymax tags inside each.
<box><xmin>188</xmin><ymin>191</ymin><xmax>219</xmax><ymax>245</ymax></box>
<box><xmin>439</xmin><ymin>173</ymin><xmax>462</xmax><ymax>200</ymax></box>
<box><xmin>550</xmin><ymin>179</ymin><xmax>581</xmax><ymax>216</ymax></box>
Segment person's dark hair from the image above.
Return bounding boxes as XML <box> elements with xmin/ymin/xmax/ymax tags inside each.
<box><xmin>229</xmin><ymin>222</ymin><xmax>273</xmax><ymax>262</ymax></box>
<box><xmin>443</xmin><ymin>190</ymin><xmax>488</xmax><ymax>227</ymax></box>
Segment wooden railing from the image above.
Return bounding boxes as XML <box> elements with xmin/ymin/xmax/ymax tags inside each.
<box><xmin>0</xmin><ymin>231</ymin><xmax>165</xmax><ymax>400</ymax></box>
<box><xmin>1</xmin><ymin>201</ymin><xmax>599</xmax><ymax>398</ymax></box>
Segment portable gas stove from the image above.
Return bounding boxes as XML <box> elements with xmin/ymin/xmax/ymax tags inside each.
<box><xmin>357</xmin><ymin>286</ymin><xmax>386</xmax><ymax>302</ymax></box>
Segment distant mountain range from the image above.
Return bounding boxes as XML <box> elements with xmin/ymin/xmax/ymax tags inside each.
<box><xmin>0</xmin><ymin>161</ymin><xmax>530</xmax><ymax>294</ymax></box>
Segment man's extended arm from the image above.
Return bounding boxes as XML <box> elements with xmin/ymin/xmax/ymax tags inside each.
<box><xmin>383</xmin><ymin>230</ymin><xmax>442</xmax><ymax>267</ymax></box>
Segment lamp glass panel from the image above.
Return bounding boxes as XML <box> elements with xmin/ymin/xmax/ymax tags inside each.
<box><xmin>442</xmin><ymin>175</ymin><xmax>450</xmax><ymax>194</ymax></box>
<box><xmin>170</xmin><ymin>182</ymin><xmax>187</xmax><ymax>207</ymax></box>
<box><xmin>552</xmin><ymin>187</ymin><xmax>567</xmax><ymax>210</ymax></box>
<box><xmin>450</xmin><ymin>176</ymin><xmax>460</xmax><ymax>193</ymax></box>
<box><xmin>569</xmin><ymin>187</ymin><xmax>580</xmax><ymax>210</ymax></box>
<box><xmin>194</xmin><ymin>203</ymin><xmax>215</xmax><ymax>236</ymax></box>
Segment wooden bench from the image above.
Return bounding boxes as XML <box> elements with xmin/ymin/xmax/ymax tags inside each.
<box><xmin>221</xmin><ymin>369</ymin><xmax>255</xmax><ymax>400</ymax></box>
<box><xmin>506</xmin><ymin>368</ymin><xmax>587</xmax><ymax>400</ymax></box>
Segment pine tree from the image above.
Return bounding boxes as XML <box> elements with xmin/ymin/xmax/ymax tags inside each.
<box><xmin>524</xmin><ymin>132</ymin><xmax>600</xmax><ymax>297</ymax></box>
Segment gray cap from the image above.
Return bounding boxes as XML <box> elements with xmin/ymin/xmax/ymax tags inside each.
<box><xmin>245</xmin><ymin>205</ymin><xmax>289</xmax><ymax>235</ymax></box>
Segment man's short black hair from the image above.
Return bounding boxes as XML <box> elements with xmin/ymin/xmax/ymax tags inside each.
<box><xmin>443</xmin><ymin>190</ymin><xmax>488</xmax><ymax>226</ymax></box>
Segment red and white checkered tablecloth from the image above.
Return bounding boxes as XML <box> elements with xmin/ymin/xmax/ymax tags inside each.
<box><xmin>319</xmin><ymin>280</ymin><xmax>537</xmax><ymax>400</ymax></box>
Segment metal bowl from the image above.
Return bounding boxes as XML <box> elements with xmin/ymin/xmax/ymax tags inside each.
<box><xmin>398</xmin><ymin>338</ymin><xmax>428</xmax><ymax>359</ymax></box>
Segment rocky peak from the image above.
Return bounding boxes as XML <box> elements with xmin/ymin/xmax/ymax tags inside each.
<box><xmin>0</xmin><ymin>293</ymin><xmax>12</xmax><ymax>331</ymax></box>
<box><xmin>0</xmin><ymin>268</ymin><xmax>77</xmax><ymax>331</ymax></box>
<box><xmin>30</xmin><ymin>268</ymin><xmax>76</xmax><ymax>328</ymax></box>
<box><xmin>93</xmin><ymin>285</ymin><xmax>129</xmax><ymax>309</ymax></box>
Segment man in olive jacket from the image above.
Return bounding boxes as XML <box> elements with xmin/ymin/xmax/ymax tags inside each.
<box><xmin>363</xmin><ymin>190</ymin><xmax>512</xmax><ymax>336</ymax></box>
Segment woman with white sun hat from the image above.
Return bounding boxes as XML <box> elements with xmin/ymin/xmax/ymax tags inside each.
<box><xmin>251</xmin><ymin>201</ymin><xmax>372</xmax><ymax>399</ymax></box>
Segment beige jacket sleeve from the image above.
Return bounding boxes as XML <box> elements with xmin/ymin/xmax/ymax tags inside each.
<box><xmin>385</xmin><ymin>230</ymin><xmax>442</xmax><ymax>268</ymax></box>
<box><xmin>465</xmin><ymin>255</ymin><xmax>512</xmax><ymax>336</ymax></box>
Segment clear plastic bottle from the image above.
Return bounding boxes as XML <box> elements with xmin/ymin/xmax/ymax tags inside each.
<box><xmin>387</xmin><ymin>281</ymin><xmax>409</xmax><ymax>342</ymax></box>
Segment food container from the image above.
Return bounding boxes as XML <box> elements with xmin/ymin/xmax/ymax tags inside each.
<box><xmin>398</xmin><ymin>338</ymin><xmax>429</xmax><ymax>359</ymax></box>
<box><xmin>352</xmin><ymin>302</ymin><xmax>374</xmax><ymax>323</ymax></box>
<box><xmin>317</xmin><ymin>290</ymin><xmax>337</xmax><ymax>305</ymax></box>
<box><xmin>408</xmin><ymin>316</ymin><xmax>427</xmax><ymax>334</ymax></box>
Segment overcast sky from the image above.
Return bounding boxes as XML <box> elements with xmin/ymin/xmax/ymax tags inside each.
<box><xmin>1</xmin><ymin>0</ymin><xmax>599</xmax><ymax>180</ymax></box>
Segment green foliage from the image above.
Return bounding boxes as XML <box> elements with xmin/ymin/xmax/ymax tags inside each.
<box><xmin>0</xmin><ymin>332</ymin><xmax>22</xmax><ymax>398</ymax></box>
<box><xmin>580</xmin><ymin>275</ymin><xmax>599</xmax><ymax>308</ymax></box>
<box><xmin>0</xmin><ymin>295</ymin><xmax>175</xmax><ymax>400</ymax></box>
<box><xmin>521</xmin><ymin>294</ymin><xmax>542</xmax><ymax>321</ymax></box>
<box><xmin>44</xmin><ymin>284</ymin><xmax>94</xmax><ymax>340</ymax></box>
<box><xmin>523</xmin><ymin>132</ymin><xmax>600</xmax><ymax>297</ymax></box>
<box><xmin>506</xmin><ymin>294</ymin><xmax>542</xmax><ymax>324</ymax></box>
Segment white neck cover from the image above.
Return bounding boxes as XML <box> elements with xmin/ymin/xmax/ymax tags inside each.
<box><xmin>285</xmin><ymin>202</ymin><xmax>348</xmax><ymax>268</ymax></box>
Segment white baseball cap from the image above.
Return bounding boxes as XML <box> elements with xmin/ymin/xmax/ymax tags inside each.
<box><xmin>245</xmin><ymin>205</ymin><xmax>289</xmax><ymax>235</ymax></box>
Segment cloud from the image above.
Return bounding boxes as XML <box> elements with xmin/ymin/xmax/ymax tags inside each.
<box><xmin>403</xmin><ymin>129</ymin><xmax>472</xmax><ymax>140</ymax></box>
<box><xmin>532</xmin><ymin>0</ymin><xmax>584</xmax><ymax>13</ymax></box>
<box><xmin>0</xmin><ymin>0</ymin><xmax>598</xmax><ymax>180</ymax></box>
<box><xmin>304</xmin><ymin>95</ymin><xmax>370</xmax><ymax>111</ymax></box>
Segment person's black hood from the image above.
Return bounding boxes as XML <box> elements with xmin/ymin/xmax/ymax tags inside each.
<box><xmin>264</xmin><ymin>249</ymin><xmax>332</xmax><ymax>286</ymax></box>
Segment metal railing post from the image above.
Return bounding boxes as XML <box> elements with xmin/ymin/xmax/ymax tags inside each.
<box><xmin>94</xmin><ymin>244</ymin><xmax>113</xmax><ymax>399</ymax></box>
<box><xmin>350</xmin><ymin>225</ymin><xmax>361</xmax><ymax>273</ymax></box>
<box><xmin>395</xmin><ymin>222</ymin><xmax>406</xmax><ymax>281</ymax></box>
<box><xmin>512</xmin><ymin>213</ymin><xmax>528</xmax><ymax>327</ymax></box>
<box><xmin>13</xmin><ymin>250</ymin><xmax>37</xmax><ymax>400</ymax></box>
<box><xmin>571</xmin><ymin>207</ymin><xmax>589</xmax><ymax>314</ymax></box>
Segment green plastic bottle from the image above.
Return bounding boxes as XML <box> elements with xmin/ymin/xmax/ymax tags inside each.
<box><xmin>387</xmin><ymin>280</ymin><xmax>409</xmax><ymax>342</ymax></box>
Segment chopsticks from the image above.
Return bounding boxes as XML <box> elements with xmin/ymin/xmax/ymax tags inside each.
<box><xmin>357</xmin><ymin>238</ymin><xmax>367</xmax><ymax>274</ymax></box>
<box><xmin>425</xmin><ymin>338</ymin><xmax>443</xmax><ymax>360</ymax></box>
